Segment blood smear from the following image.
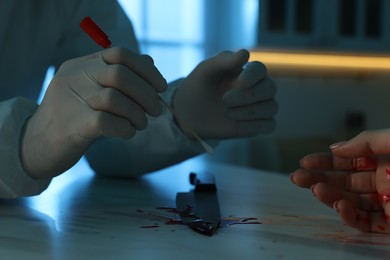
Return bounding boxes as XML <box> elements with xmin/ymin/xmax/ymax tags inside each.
<box><xmin>378</xmin><ymin>193</ymin><xmax>390</xmax><ymax>204</ymax></box>
<box><xmin>386</xmin><ymin>167</ymin><xmax>390</xmax><ymax>181</ymax></box>
<box><xmin>138</xmin><ymin>207</ymin><xmax>261</xmax><ymax>230</ymax></box>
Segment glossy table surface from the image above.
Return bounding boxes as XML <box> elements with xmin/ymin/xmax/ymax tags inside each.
<box><xmin>1</xmin><ymin>157</ymin><xmax>390</xmax><ymax>260</ymax></box>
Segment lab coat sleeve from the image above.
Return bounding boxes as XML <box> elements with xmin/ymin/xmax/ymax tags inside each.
<box><xmin>0</xmin><ymin>97</ymin><xmax>51</xmax><ymax>198</ymax></box>
<box><xmin>85</xmin><ymin>79</ymin><xmax>219</xmax><ymax>178</ymax></box>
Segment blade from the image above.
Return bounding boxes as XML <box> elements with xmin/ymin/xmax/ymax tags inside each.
<box><xmin>176</xmin><ymin>191</ymin><xmax>221</xmax><ymax>236</ymax></box>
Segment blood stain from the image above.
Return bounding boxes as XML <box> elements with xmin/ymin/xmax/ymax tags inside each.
<box><xmin>377</xmin><ymin>225</ymin><xmax>385</xmax><ymax>231</ymax></box>
<box><xmin>354</xmin><ymin>157</ymin><xmax>377</xmax><ymax>171</ymax></box>
<box><xmin>386</xmin><ymin>168</ymin><xmax>390</xmax><ymax>181</ymax></box>
<box><xmin>378</xmin><ymin>193</ymin><xmax>390</xmax><ymax>204</ymax></box>
<box><xmin>137</xmin><ymin>207</ymin><xmax>262</xmax><ymax>231</ymax></box>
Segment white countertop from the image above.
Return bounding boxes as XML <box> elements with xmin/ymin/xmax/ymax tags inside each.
<box><xmin>1</xmin><ymin>156</ymin><xmax>390</xmax><ymax>260</ymax></box>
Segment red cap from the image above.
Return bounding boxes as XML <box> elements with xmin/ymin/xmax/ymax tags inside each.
<box><xmin>80</xmin><ymin>16</ymin><xmax>111</xmax><ymax>49</ymax></box>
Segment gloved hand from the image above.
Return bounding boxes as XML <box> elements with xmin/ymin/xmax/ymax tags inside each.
<box><xmin>172</xmin><ymin>49</ymin><xmax>277</xmax><ymax>139</ymax></box>
<box><xmin>21</xmin><ymin>47</ymin><xmax>167</xmax><ymax>179</ymax></box>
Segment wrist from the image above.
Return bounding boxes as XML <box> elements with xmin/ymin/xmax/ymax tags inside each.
<box><xmin>166</xmin><ymin>78</ymin><xmax>196</xmax><ymax>138</ymax></box>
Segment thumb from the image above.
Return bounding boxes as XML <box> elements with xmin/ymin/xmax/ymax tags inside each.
<box><xmin>330</xmin><ymin>130</ymin><xmax>390</xmax><ymax>157</ymax></box>
<box><xmin>200</xmin><ymin>49</ymin><xmax>250</xmax><ymax>77</ymax></box>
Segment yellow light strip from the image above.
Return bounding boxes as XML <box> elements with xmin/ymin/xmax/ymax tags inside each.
<box><xmin>249</xmin><ymin>51</ymin><xmax>390</xmax><ymax>71</ymax></box>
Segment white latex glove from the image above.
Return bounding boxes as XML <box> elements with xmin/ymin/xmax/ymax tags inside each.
<box><xmin>21</xmin><ymin>47</ymin><xmax>167</xmax><ymax>179</ymax></box>
<box><xmin>173</xmin><ymin>49</ymin><xmax>277</xmax><ymax>139</ymax></box>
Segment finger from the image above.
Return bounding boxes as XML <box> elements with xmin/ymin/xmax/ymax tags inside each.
<box><xmin>330</xmin><ymin>129</ymin><xmax>390</xmax><ymax>158</ymax></box>
<box><xmin>300</xmin><ymin>153</ymin><xmax>348</xmax><ymax>170</ymax></box>
<box><xmin>300</xmin><ymin>153</ymin><xmax>377</xmax><ymax>171</ymax></box>
<box><xmin>84</xmin><ymin>111</ymin><xmax>136</xmax><ymax>139</ymax></box>
<box><xmin>235</xmin><ymin>118</ymin><xmax>276</xmax><ymax>136</ymax></box>
<box><xmin>66</xmin><ymin>83</ymin><xmax>138</xmax><ymax>139</ymax></box>
<box><xmin>334</xmin><ymin>200</ymin><xmax>389</xmax><ymax>233</ymax></box>
<box><xmin>141</xmin><ymin>54</ymin><xmax>155</xmax><ymax>64</ymax></box>
<box><xmin>101</xmin><ymin>47</ymin><xmax>168</xmax><ymax>92</ymax></box>
<box><xmin>199</xmin><ymin>49</ymin><xmax>250</xmax><ymax>78</ymax></box>
<box><xmin>334</xmin><ymin>200</ymin><xmax>370</xmax><ymax>232</ymax></box>
<box><xmin>238</xmin><ymin>61</ymin><xmax>267</xmax><ymax>89</ymax></box>
<box><xmin>224</xmin><ymin>99</ymin><xmax>278</xmax><ymax>120</ymax></box>
<box><xmin>222</xmin><ymin>77</ymin><xmax>277</xmax><ymax>107</ymax></box>
<box><xmin>375</xmin><ymin>157</ymin><xmax>390</xmax><ymax>225</ymax></box>
<box><xmin>98</xmin><ymin>113</ymin><xmax>136</xmax><ymax>139</ymax></box>
<box><xmin>73</xmin><ymin>49</ymin><xmax>167</xmax><ymax>92</ymax></box>
<box><xmin>291</xmin><ymin>169</ymin><xmax>377</xmax><ymax>193</ymax></box>
<box><xmin>311</xmin><ymin>182</ymin><xmax>380</xmax><ymax>210</ymax></box>
<box><xmin>95</xmin><ymin>64</ymin><xmax>162</xmax><ymax>116</ymax></box>
<box><xmin>72</xmin><ymin>85</ymin><xmax>148</xmax><ymax>130</ymax></box>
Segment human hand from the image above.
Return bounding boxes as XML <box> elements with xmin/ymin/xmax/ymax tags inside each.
<box><xmin>21</xmin><ymin>47</ymin><xmax>167</xmax><ymax>179</ymax></box>
<box><xmin>291</xmin><ymin>130</ymin><xmax>390</xmax><ymax>233</ymax></box>
<box><xmin>173</xmin><ymin>49</ymin><xmax>277</xmax><ymax>139</ymax></box>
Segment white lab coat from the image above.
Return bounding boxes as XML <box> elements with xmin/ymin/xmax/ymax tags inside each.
<box><xmin>0</xmin><ymin>0</ymin><xmax>211</xmax><ymax>197</ymax></box>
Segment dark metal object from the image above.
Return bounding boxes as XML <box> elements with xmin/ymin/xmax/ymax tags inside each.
<box><xmin>175</xmin><ymin>172</ymin><xmax>221</xmax><ymax>236</ymax></box>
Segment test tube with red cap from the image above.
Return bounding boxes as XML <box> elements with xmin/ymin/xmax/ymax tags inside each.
<box><xmin>80</xmin><ymin>16</ymin><xmax>111</xmax><ymax>49</ymax></box>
